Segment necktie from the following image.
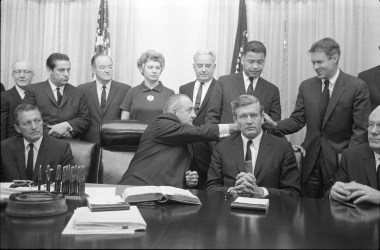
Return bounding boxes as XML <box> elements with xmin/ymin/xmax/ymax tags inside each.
<box><xmin>319</xmin><ymin>80</ymin><xmax>330</xmax><ymax>129</ymax></box>
<box><xmin>377</xmin><ymin>163</ymin><xmax>380</xmax><ymax>190</ymax></box>
<box><xmin>247</xmin><ymin>77</ymin><xmax>254</xmax><ymax>95</ymax></box>
<box><xmin>244</xmin><ymin>140</ymin><xmax>253</xmax><ymax>173</ymax></box>
<box><xmin>101</xmin><ymin>85</ymin><xmax>107</xmax><ymax>112</ymax></box>
<box><xmin>194</xmin><ymin>82</ymin><xmax>204</xmax><ymax>113</ymax></box>
<box><xmin>56</xmin><ymin>87</ymin><xmax>62</xmax><ymax>106</ymax></box>
<box><xmin>26</xmin><ymin>143</ymin><xmax>34</xmax><ymax>180</ymax></box>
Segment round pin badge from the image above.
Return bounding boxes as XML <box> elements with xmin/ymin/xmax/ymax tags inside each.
<box><xmin>147</xmin><ymin>95</ymin><xmax>154</xmax><ymax>101</ymax></box>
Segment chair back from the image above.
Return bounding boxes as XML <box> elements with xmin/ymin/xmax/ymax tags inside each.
<box><xmin>99</xmin><ymin>120</ymin><xmax>148</xmax><ymax>184</ymax></box>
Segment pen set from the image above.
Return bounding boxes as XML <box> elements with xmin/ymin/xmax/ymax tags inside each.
<box><xmin>35</xmin><ymin>164</ymin><xmax>86</xmax><ymax>196</ymax></box>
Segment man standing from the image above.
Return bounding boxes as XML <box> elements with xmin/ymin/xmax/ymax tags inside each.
<box><xmin>206</xmin><ymin>40</ymin><xmax>281</xmax><ymax>124</ymax></box>
<box><xmin>1</xmin><ymin>104</ymin><xmax>74</xmax><ymax>182</ymax></box>
<box><xmin>264</xmin><ymin>37</ymin><xmax>371</xmax><ymax>198</ymax></box>
<box><xmin>23</xmin><ymin>53</ymin><xmax>89</xmax><ymax>139</ymax></box>
<box><xmin>78</xmin><ymin>54</ymin><xmax>130</xmax><ymax>142</ymax></box>
<box><xmin>205</xmin><ymin>95</ymin><xmax>300</xmax><ymax>197</ymax></box>
<box><xmin>1</xmin><ymin>60</ymin><xmax>34</xmax><ymax>140</ymax></box>
<box><xmin>118</xmin><ymin>94</ymin><xmax>238</xmax><ymax>189</ymax></box>
<box><xmin>328</xmin><ymin>106</ymin><xmax>380</xmax><ymax>205</ymax></box>
<box><xmin>179</xmin><ymin>49</ymin><xmax>217</xmax><ymax>188</ymax></box>
<box><xmin>358</xmin><ymin>64</ymin><xmax>380</xmax><ymax>111</ymax></box>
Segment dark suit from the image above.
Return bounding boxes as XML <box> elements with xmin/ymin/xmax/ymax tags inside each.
<box><xmin>118</xmin><ymin>113</ymin><xmax>220</xmax><ymax>188</ymax></box>
<box><xmin>358</xmin><ymin>65</ymin><xmax>380</xmax><ymax>111</ymax></box>
<box><xmin>0</xmin><ymin>135</ymin><xmax>74</xmax><ymax>182</ymax></box>
<box><xmin>179</xmin><ymin>79</ymin><xmax>216</xmax><ymax>189</ymax></box>
<box><xmin>334</xmin><ymin>144</ymin><xmax>378</xmax><ymax>190</ymax></box>
<box><xmin>1</xmin><ymin>83</ymin><xmax>5</xmax><ymax>92</ymax></box>
<box><xmin>1</xmin><ymin>87</ymin><xmax>23</xmax><ymax>140</ymax></box>
<box><xmin>205</xmin><ymin>132</ymin><xmax>301</xmax><ymax>196</ymax></box>
<box><xmin>78</xmin><ymin>80</ymin><xmax>130</xmax><ymax>142</ymax></box>
<box><xmin>276</xmin><ymin>70</ymin><xmax>371</xmax><ymax>196</ymax></box>
<box><xmin>206</xmin><ymin>73</ymin><xmax>281</xmax><ymax>124</ymax></box>
<box><xmin>23</xmin><ymin>80</ymin><xmax>90</xmax><ymax>138</ymax></box>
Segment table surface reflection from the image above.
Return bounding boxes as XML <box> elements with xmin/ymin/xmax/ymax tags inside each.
<box><xmin>1</xmin><ymin>185</ymin><xmax>379</xmax><ymax>249</ymax></box>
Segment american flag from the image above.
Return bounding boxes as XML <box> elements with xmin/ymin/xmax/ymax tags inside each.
<box><xmin>230</xmin><ymin>0</ymin><xmax>248</xmax><ymax>74</ymax></box>
<box><xmin>95</xmin><ymin>0</ymin><xmax>111</xmax><ymax>56</ymax></box>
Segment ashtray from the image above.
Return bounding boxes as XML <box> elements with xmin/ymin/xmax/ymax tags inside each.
<box><xmin>5</xmin><ymin>191</ymin><xmax>68</xmax><ymax>217</ymax></box>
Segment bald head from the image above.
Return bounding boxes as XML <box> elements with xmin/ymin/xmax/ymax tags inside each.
<box><xmin>11</xmin><ymin>60</ymin><xmax>34</xmax><ymax>89</ymax></box>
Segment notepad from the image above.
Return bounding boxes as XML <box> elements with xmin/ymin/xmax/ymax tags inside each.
<box><xmin>231</xmin><ymin>197</ymin><xmax>269</xmax><ymax>212</ymax></box>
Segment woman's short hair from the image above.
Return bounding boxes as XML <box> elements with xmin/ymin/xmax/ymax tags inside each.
<box><xmin>137</xmin><ymin>50</ymin><xmax>165</xmax><ymax>74</ymax></box>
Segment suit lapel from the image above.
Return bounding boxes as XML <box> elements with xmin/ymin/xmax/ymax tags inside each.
<box><xmin>185</xmin><ymin>81</ymin><xmax>195</xmax><ymax>101</ymax></box>
<box><xmin>15</xmin><ymin>137</ymin><xmax>27</xmax><ymax>180</ymax></box>
<box><xmin>375</xmin><ymin>66</ymin><xmax>380</xmax><ymax>95</ymax></box>
<box><xmin>322</xmin><ymin>72</ymin><xmax>345</xmax><ymax>129</ymax></box>
<box><xmin>254</xmin><ymin>133</ymin><xmax>270</xmax><ymax>177</ymax></box>
<box><xmin>34</xmin><ymin>136</ymin><xmax>49</xmax><ymax>181</ymax></box>
<box><xmin>198</xmin><ymin>79</ymin><xmax>215</xmax><ymax>114</ymax></box>
<box><xmin>236</xmin><ymin>73</ymin><xmax>246</xmax><ymax>95</ymax></box>
<box><xmin>42</xmin><ymin>81</ymin><xmax>59</xmax><ymax>107</ymax></box>
<box><xmin>89</xmin><ymin>81</ymin><xmax>102</xmax><ymax>117</ymax></box>
<box><xmin>252</xmin><ymin>77</ymin><xmax>264</xmax><ymax>99</ymax></box>
<box><xmin>104</xmin><ymin>81</ymin><xmax>117</xmax><ymax>114</ymax></box>
<box><xmin>60</xmin><ymin>84</ymin><xmax>73</xmax><ymax>108</ymax></box>
<box><xmin>311</xmin><ymin>78</ymin><xmax>323</xmax><ymax>123</ymax></box>
<box><xmin>363</xmin><ymin>147</ymin><xmax>377</xmax><ymax>189</ymax></box>
<box><xmin>10</xmin><ymin>87</ymin><xmax>22</xmax><ymax>103</ymax></box>
<box><xmin>232</xmin><ymin>135</ymin><xmax>246</xmax><ymax>173</ymax></box>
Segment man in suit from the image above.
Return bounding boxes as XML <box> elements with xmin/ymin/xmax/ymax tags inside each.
<box><xmin>23</xmin><ymin>53</ymin><xmax>89</xmax><ymax>139</ymax></box>
<box><xmin>205</xmin><ymin>94</ymin><xmax>300</xmax><ymax>197</ymax></box>
<box><xmin>1</xmin><ymin>104</ymin><xmax>74</xmax><ymax>182</ymax></box>
<box><xmin>118</xmin><ymin>94</ymin><xmax>239</xmax><ymax>188</ymax></box>
<box><xmin>179</xmin><ymin>49</ymin><xmax>217</xmax><ymax>189</ymax></box>
<box><xmin>328</xmin><ymin>106</ymin><xmax>380</xmax><ymax>205</ymax></box>
<box><xmin>1</xmin><ymin>60</ymin><xmax>34</xmax><ymax>140</ymax></box>
<box><xmin>78</xmin><ymin>54</ymin><xmax>130</xmax><ymax>143</ymax></box>
<box><xmin>264</xmin><ymin>37</ymin><xmax>371</xmax><ymax>198</ymax></box>
<box><xmin>358</xmin><ymin>64</ymin><xmax>380</xmax><ymax>111</ymax></box>
<box><xmin>206</xmin><ymin>40</ymin><xmax>281</xmax><ymax>125</ymax></box>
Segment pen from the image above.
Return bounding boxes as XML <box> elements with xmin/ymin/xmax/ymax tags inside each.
<box><xmin>46</xmin><ymin>165</ymin><xmax>51</xmax><ymax>192</ymax></box>
<box><xmin>55</xmin><ymin>165</ymin><xmax>62</xmax><ymax>193</ymax></box>
<box><xmin>37</xmin><ymin>165</ymin><xmax>42</xmax><ymax>191</ymax></box>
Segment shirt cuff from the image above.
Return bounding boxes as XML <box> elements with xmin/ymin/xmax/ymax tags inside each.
<box><xmin>65</xmin><ymin>122</ymin><xmax>73</xmax><ymax>132</ymax></box>
<box><xmin>218</xmin><ymin>124</ymin><xmax>230</xmax><ymax>138</ymax></box>
<box><xmin>262</xmin><ymin>187</ymin><xmax>269</xmax><ymax>197</ymax></box>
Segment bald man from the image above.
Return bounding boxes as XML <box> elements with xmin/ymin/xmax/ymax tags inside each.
<box><xmin>1</xmin><ymin>60</ymin><xmax>34</xmax><ymax>140</ymax></box>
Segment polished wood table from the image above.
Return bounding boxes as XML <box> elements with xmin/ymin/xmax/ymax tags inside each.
<box><xmin>1</xmin><ymin>185</ymin><xmax>379</xmax><ymax>249</ymax></box>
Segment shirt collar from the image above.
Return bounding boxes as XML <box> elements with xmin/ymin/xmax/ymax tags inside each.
<box><xmin>243</xmin><ymin>70</ymin><xmax>259</xmax><ymax>82</ymax></box>
<box><xmin>48</xmin><ymin>78</ymin><xmax>65</xmax><ymax>92</ymax></box>
<box><xmin>141</xmin><ymin>81</ymin><xmax>163</xmax><ymax>93</ymax></box>
<box><xmin>195</xmin><ymin>79</ymin><xmax>212</xmax><ymax>87</ymax></box>
<box><xmin>240</xmin><ymin>130</ymin><xmax>263</xmax><ymax>149</ymax></box>
<box><xmin>24</xmin><ymin>135</ymin><xmax>43</xmax><ymax>151</ymax></box>
<box><xmin>96</xmin><ymin>79</ymin><xmax>111</xmax><ymax>90</ymax></box>
<box><xmin>322</xmin><ymin>68</ymin><xmax>340</xmax><ymax>87</ymax></box>
<box><xmin>15</xmin><ymin>85</ymin><xmax>26</xmax><ymax>98</ymax></box>
<box><xmin>374</xmin><ymin>151</ymin><xmax>380</xmax><ymax>166</ymax></box>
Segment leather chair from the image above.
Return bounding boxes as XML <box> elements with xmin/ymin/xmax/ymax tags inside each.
<box><xmin>99</xmin><ymin>120</ymin><xmax>148</xmax><ymax>184</ymax></box>
<box><xmin>64</xmin><ymin>139</ymin><xmax>99</xmax><ymax>183</ymax></box>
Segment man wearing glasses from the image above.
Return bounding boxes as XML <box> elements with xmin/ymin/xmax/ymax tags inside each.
<box><xmin>328</xmin><ymin>106</ymin><xmax>380</xmax><ymax>205</ymax></box>
<box><xmin>1</xmin><ymin>60</ymin><xmax>34</xmax><ymax>140</ymax></box>
<box><xmin>205</xmin><ymin>94</ymin><xmax>300</xmax><ymax>197</ymax></box>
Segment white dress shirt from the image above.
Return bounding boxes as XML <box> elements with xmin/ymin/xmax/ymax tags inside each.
<box><xmin>96</xmin><ymin>80</ymin><xmax>111</xmax><ymax>105</ymax></box>
<box><xmin>243</xmin><ymin>71</ymin><xmax>259</xmax><ymax>92</ymax></box>
<box><xmin>15</xmin><ymin>85</ymin><xmax>26</xmax><ymax>99</ymax></box>
<box><xmin>48</xmin><ymin>79</ymin><xmax>65</xmax><ymax>102</ymax></box>
<box><xmin>192</xmin><ymin>79</ymin><xmax>212</xmax><ymax>107</ymax></box>
<box><xmin>321</xmin><ymin>68</ymin><xmax>340</xmax><ymax>98</ymax></box>
<box><xmin>374</xmin><ymin>152</ymin><xmax>380</xmax><ymax>172</ymax></box>
<box><xmin>24</xmin><ymin>136</ymin><xmax>43</xmax><ymax>170</ymax></box>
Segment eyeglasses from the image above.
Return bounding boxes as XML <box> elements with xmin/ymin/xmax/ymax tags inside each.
<box><xmin>13</xmin><ymin>70</ymin><xmax>33</xmax><ymax>75</ymax></box>
<box><xmin>368</xmin><ymin>122</ymin><xmax>380</xmax><ymax>131</ymax></box>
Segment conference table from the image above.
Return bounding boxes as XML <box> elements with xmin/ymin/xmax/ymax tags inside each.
<box><xmin>1</xmin><ymin>184</ymin><xmax>379</xmax><ymax>249</ymax></box>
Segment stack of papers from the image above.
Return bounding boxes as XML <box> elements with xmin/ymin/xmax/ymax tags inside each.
<box><xmin>85</xmin><ymin>187</ymin><xmax>130</xmax><ymax>212</ymax></box>
<box><xmin>62</xmin><ymin>206</ymin><xmax>147</xmax><ymax>235</ymax></box>
<box><xmin>231</xmin><ymin>197</ymin><xmax>270</xmax><ymax>212</ymax></box>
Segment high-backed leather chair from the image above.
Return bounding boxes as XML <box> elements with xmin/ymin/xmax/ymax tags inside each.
<box><xmin>64</xmin><ymin>139</ymin><xmax>99</xmax><ymax>183</ymax></box>
<box><xmin>99</xmin><ymin>120</ymin><xmax>148</xmax><ymax>184</ymax></box>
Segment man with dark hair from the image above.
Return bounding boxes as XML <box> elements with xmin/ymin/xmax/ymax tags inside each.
<box><xmin>78</xmin><ymin>54</ymin><xmax>130</xmax><ymax>142</ymax></box>
<box><xmin>0</xmin><ymin>103</ymin><xmax>74</xmax><ymax>182</ymax></box>
<box><xmin>1</xmin><ymin>60</ymin><xmax>34</xmax><ymax>140</ymax></box>
<box><xmin>23</xmin><ymin>53</ymin><xmax>89</xmax><ymax>139</ymax></box>
<box><xmin>264</xmin><ymin>37</ymin><xmax>371</xmax><ymax>198</ymax></box>
<box><xmin>205</xmin><ymin>94</ymin><xmax>300</xmax><ymax>197</ymax></box>
<box><xmin>206</xmin><ymin>40</ymin><xmax>281</xmax><ymax>125</ymax></box>
<box><xmin>118</xmin><ymin>94</ymin><xmax>239</xmax><ymax>188</ymax></box>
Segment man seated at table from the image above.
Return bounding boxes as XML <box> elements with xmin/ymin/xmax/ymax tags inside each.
<box><xmin>0</xmin><ymin>103</ymin><xmax>74</xmax><ymax>182</ymax></box>
<box><xmin>118</xmin><ymin>94</ymin><xmax>239</xmax><ymax>189</ymax></box>
<box><xmin>328</xmin><ymin>106</ymin><xmax>380</xmax><ymax>205</ymax></box>
<box><xmin>205</xmin><ymin>94</ymin><xmax>301</xmax><ymax>197</ymax></box>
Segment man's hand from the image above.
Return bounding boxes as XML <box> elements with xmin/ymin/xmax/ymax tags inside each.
<box><xmin>234</xmin><ymin>172</ymin><xmax>264</xmax><ymax>197</ymax></box>
<box><xmin>292</xmin><ymin>145</ymin><xmax>306</xmax><ymax>156</ymax></box>
<box><xmin>330</xmin><ymin>181</ymin><xmax>352</xmax><ymax>202</ymax></box>
<box><xmin>344</xmin><ymin>181</ymin><xmax>380</xmax><ymax>205</ymax></box>
<box><xmin>47</xmin><ymin>122</ymin><xmax>71</xmax><ymax>138</ymax></box>
<box><xmin>262</xmin><ymin>113</ymin><xmax>277</xmax><ymax>129</ymax></box>
<box><xmin>185</xmin><ymin>170</ymin><xmax>198</xmax><ymax>188</ymax></box>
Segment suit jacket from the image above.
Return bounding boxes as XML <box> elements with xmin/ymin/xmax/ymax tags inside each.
<box><xmin>358</xmin><ymin>65</ymin><xmax>380</xmax><ymax>111</ymax></box>
<box><xmin>276</xmin><ymin>71</ymin><xmax>371</xmax><ymax>187</ymax></box>
<box><xmin>23</xmin><ymin>80</ymin><xmax>90</xmax><ymax>138</ymax></box>
<box><xmin>78</xmin><ymin>80</ymin><xmax>131</xmax><ymax>142</ymax></box>
<box><xmin>118</xmin><ymin>113</ymin><xmax>220</xmax><ymax>188</ymax></box>
<box><xmin>179</xmin><ymin>79</ymin><xmax>216</xmax><ymax>126</ymax></box>
<box><xmin>1</xmin><ymin>87</ymin><xmax>23</xmax><ymax>140</ymax></box>
<box><xmin>0</xmin><ymin>135</ymin><xmax>74</xmax><ymax>182</ymax></box>
<box><xmin>1</xmin><ymin>83</ymin><xmax>5</xmax><ymax>92</ymax></box>
<box><xmin>205</xmin><ymin>73</ymin><xmax>281</xmax><ymax>124</ymax></box>
<box><xmin>205</xmin><ymin>132</ymin><xmax>301</xmax><ymax>197</ymax></box>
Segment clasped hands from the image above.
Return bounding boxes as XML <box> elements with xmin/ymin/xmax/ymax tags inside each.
<box><xmin>47</xmin><ymin>122</ymin><xmax>72</xmax><ymax>138</ymax></box>
<box><xmin>229</xmin><ymin>172</ymin><xmax>264</xmax><ymax>198</ymax></box>
<box><xmin>186</xmin><ymin>170</ymin><xmax>198</xmax><ymax>188</ymax></box>
<box><xmin>330</xmin><ymin>181</ymin><xmax>380</xmax><ymax>205</ymax></box>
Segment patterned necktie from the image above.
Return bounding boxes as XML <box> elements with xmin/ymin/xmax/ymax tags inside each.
<box><xmin>101</xmin><ymin>85</ymin><xmax>107</xmax><ymax>113</ymax></box>
<box><xmin>194</xmin><ymin>82</ymin><xmax>204</xmax><ymax>113</ymax></box>
<box><xmin>26</xmin><ymin>143</ymin><xmax>34</xmax><ymax>180</ymax></box>
<box><xmin>56</xmin><ymin>87</ymin><xmax>62</xmax><ymax>106</ymax></box>
<box><xmin>247</xmin><ymin>77</ymin><xmax>254</xmax><ymax>95</ymax></box>
<box><xmin>319</xmin><ymin>80</ymin><xmax>330</xmax><ymax>129</ymax></box>
<box><xmin>244</xmin><ymin>140</ymin><xmax>253</xmax><ymax>174</ymax></box>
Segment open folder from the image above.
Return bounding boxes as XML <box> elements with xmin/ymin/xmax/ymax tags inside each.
<box><xmin>62</xmin><ymin>206</ymin><xmax>146</xmax><ymax>235</ymax></box>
